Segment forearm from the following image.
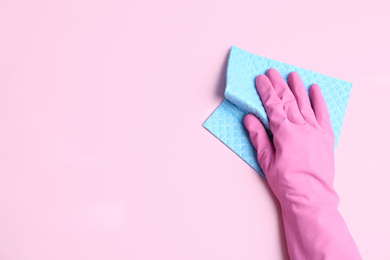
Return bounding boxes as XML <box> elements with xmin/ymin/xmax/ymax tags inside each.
<box><xmin>280</xmin><ymin>200</ymin><xmax>362</xmax><ymax>260</ymax></box>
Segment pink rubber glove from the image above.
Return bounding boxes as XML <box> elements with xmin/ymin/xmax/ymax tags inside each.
<box><xmin>244</xmin><ymin>69</ymin><xmax>361</xmax><ymax>260</ymax></box>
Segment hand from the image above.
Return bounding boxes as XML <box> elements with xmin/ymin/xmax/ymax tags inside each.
<box><xmin>244</xmin><ymin>68</ymin><xmax>361</xmax><ymax>260</ymax></box>
<box><xmin>244</xmin><ymin>68</ymin><xmax>336</xmax><ymax>206</ymax></box>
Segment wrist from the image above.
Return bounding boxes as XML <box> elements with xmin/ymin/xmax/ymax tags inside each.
<box><xmin>274</xmin><ymin>185</ymin><xmax>340</xmax><ymax>212</ymax></box>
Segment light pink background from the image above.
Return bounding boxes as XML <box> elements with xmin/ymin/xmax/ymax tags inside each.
<box><xmin>0</xmin><ymin>0</ymin><xmax>389</xmax><ymax>259</ymax></box>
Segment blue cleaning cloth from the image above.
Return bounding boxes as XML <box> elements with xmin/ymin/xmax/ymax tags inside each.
<box><xmin>203</xmin><ymin>46</ymin><xmax>352</xmax><ymax>177</ymax></box>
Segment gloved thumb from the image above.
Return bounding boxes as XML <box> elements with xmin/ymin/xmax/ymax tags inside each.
<box><xmin>244</xmin><ymin>114</ymin><xmax>275</xmax><ymax>173</ymax></box>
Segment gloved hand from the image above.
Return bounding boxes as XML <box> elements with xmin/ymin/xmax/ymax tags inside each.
<box><xmin>244</xmin><ymin>68</ymin><xmax>362</xmax><ymax>260</ymax></box>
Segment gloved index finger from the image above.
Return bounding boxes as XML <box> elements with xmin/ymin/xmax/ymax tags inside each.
<box><xmin>266</xmin><ymin>68</ymin><xmax>296</xmax><ymax>103</ymax></box>
<box><xmin>255</xmin><ymin>74</ymin><xmax>286</xmax><ymax>128</ymax></box>
<box><xmin>266</xmin><ymin>68</ymin><xmax>305</xmax><ymax>125</ymax></box>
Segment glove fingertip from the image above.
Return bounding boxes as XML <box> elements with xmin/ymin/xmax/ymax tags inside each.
<box><xmin>244</xmin><ymin>114</ymin><xmax>257</xmax><ymax>129</ymax></box>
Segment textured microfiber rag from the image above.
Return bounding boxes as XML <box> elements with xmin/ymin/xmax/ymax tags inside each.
<box><xmin>203</xmin><ymin>46</ymin><xmax>352</xmax><ymax>177</ymax></box>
